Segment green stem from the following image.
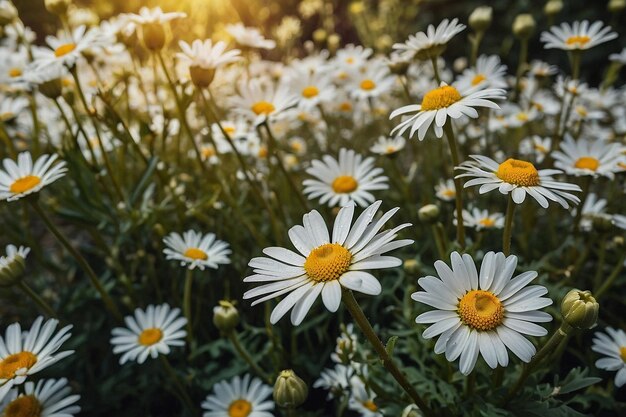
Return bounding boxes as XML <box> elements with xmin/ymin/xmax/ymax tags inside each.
<box><xmin>572</xmin><ymin>176</ymin><xmax>591</xmax><ymax>234</ymax></box>
<box><xmin>183</xmin><ymin>268</ymin><xmax>194</xmax><ymax>343</ymax></box>
<box><xmin>569</xmin><ymin>50</ymin><xmax>582</xmax><ymax>81</ymax></box>
<box><xmin>29</xmin><ymin>199</ymin><xmax>122</xmax><ymax>321</ymax></box>
<box><xmin>443</xmin><ymin>122</ymin><xmax>465</xmax><ymax>249</ymax></box>
<box><xmin>513</xmin><ymin>38</ymin><xmax>528</xmax><ymax>101</ymax></box>
<box><xmin>159</xmin><ymin>355</ymin><xmax>197</xmax><ymax>416</ymax></box>
<box><xmin>228</xmin><ymin>331</ymin><xmax>272</xmax><ymax>384</ymax></box>
<box><xmin>431</xmin><ymin>223</ymin><xmax>447</xmax><ymax>260</ymax></box>
<box><xmin>502</xmin><ymin>195</ymin><xmax>516</xmax><ymax>256</ymax></box>
<box><xmin>18</xmin><ymin>281</ymin><xmax>57</xmax><ymax>318</ymax></box>
<box><xmin>594</xmin><ymin>253</ymin><xmax>626</xmax><ymax>299</ymax></box>
<box><xmin>469</xmin><ymin>31</ymin><xmax>484</xmax><ymax>67</ymax></box>
<box><xmin>341</xmin><ymin>288</ymin><xmax>433</xmax><ymax>417</ymax></box>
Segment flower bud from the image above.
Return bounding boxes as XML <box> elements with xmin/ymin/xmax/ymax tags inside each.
<box><xmin>44</xmin><ymin>0</ymin><xmax>70</xmax><ymax>16</ymax></box>
<box><xmin>418</xmin><ymin>204</ymin><xmax>440</xmax><ymax>224</ymax></box>
<box><xmin>512</xmin><ymin>14</ymin><xmax>536</xmax><ymax>40</ymax></box>
<box><xmin>609</xmin><ymin>0</ymin><xmax>626</xmax><ymax>13</ymax></box>
<box><xmin>561</xmin><ymin>289</ymin><xmax>599</xmax><ymax>330</ymax></box>
<box><xmin>141</xmin><ymin>23</ymin><xmax>166</xmax><ymax>51</ymax></box>
<box><xmin>544</xmin><ymin>0</ymin><xmax>563</xmax><ymax>16</ymax></box>
<box><xmin>312</xmin><ymin>28</ymin><xmax>327</xmax><ymax>45</ymax></box>
<box><xmin>469</xmin><ymin>6</ymin><xmax>492</xmax><ymax>32</ymax></box>
<box><xmin>388</xmin><ymin>58</ymin><xmax>409</xmax><ymax>75</ymax></box>
<box><xmin>0</xmin><ymin>254</ymin><xmax>26</xmax><ymax>287</ymax></box>
<box><xmin>273</xmin><ymin>369</ymin><xmax>308</xmax><ymax>409</ymax></box>
<box><xmin>189</xmin><ymin>66</ymin><xmax>215</xmax><ymax>88</ymax></box>
<box><xmin>213</xmin><ymin>300</ymin><xmax>240</xmax><ymax>334</ymax></box>
<box><xmin>0</xmin><ymin>0</ymin><xmax>18</xmax><ymax>25</ymax></box>
<box><xmin>453</xmin><ymin>57</ymin><xmax>468</xmax><ymax>73</ymax></box>
<box><xmin>327</xmin><ymin>34</ymin><xmax>341</xmax><ymax>54</ymax></box>
<box><xmin>403</xmin><ymin>259</ymin><xmax>420</xmax><ymax>274</ymax></box>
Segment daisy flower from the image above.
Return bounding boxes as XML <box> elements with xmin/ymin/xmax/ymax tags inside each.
<box><xmin>128</xmin><ymin>6</ymin><xmax>186</xmax><ymax>24</ymax></box>
<box><xmin>0</xmin><ymin>152</ymin><xmax>67</xmax><ymax>202</ymax></box>
<box><xmin>412</xmin><ymin>251</ymin><xmax>553</xmax><ymax>375</ymax></box>
<box><xmin>552</xmin><ymin>135</ymin><xmax>626</xmax><ymax>180</ymax></box>
<box><xmin>226</xmin><ymin>23</ymin><xmax>276</xmax><ymax>49</ymax></box>
<box><xmin>591</xmin><ymin>327</ymin><xmax>626</xmax><ymax>387</ymax></box>
<box><xmin>176</xmin><ymin>39</ymin><xmax>242</xmax><ymax>69</ymax></box>
<box><xmin>303</xmin><ymin>148</ymin><xmax>389</xmax><ymax>207</ymax></box>
<box><xmin>230</xmin><ymin>79</ymin><xmax>299</xmax><ymax>125</ymax></box>
<box><xmin>393</xmin><ymin>18</ymin><xmax>466</xmax><ymax>60</ymax></box>
<box><xmin>370</xmin><ymin>136</ymin><xmax>406</xmax><ymax>156</ymax></box>
<box><xmin>335</xmin><ymin>44</ymin><xmax>373</xmax><ymax>70</ymax></box>
<box><xmin>456</xmin><ymin>155</ymin><xmax>582</xmax><ymax>208</ymax></box>
<box><xmin>349</xmin><ymin>379</ymin><xmax>382</xmax><ymax>417</ymax></box>
<box><xmin>613</xmin><ymin>215</ymin><xmax>626</xmax><ymax>231</ymax></box>
<box><xmin>243</xmin><ymin>201</ymin><xmax>413</xmax><ymax>325</ymax></box>
<box><xmin>609</xmin><ymin>47</ymin><xmax>626</xmax><ymax>64</ymax></box>
<box><xmin>201</xmin><ymin>374</ymin><xmax>274</xmax><ymax>417</ymax></box>
<box><xmin>455</xmin><ymin>208</ymin><xmax>505</xmax><ymax>231</ymax></box>
<box><xmin>576</xmin><ymin>193</ymin><xmax>610</xmax><ymax>232</ymax></box>
<box><xmin>31</xmin><ymin>25</ymin><xmax>109</xmax><ymax>70</ymax></box>
<box><xmin>540</xmin><ymin>20</ymin><xmax>617</xmax><ymax>51</ymax></box>
<box><xmin>163</xmin><ymin>230</ymin><xmax>231</xmax><ymax>270</ymax></box>
<box><xmin>0</xmin><ymin>244</ymin><xmax>30</xmax><ymax>285</ymax></box>
<box><xmin>0</xmin><ymin>378</ymin><xmax>80</xmax><ymax>417</ymax></box>
<box><xmin>519</xmin><ymin>135</ymin><xmax>552</xmax><ymax>164</ymax></box>
<box><xmin>390</xmin><ymin>82</ymin><xmax>505</xmax><ymax>140</ymax></box>
<box><xmin>313</xmin><ymin>363</ymin><xmax>357</xmax><ymax>399</ymax></box>
<box><xmin>349</xmin><ymin>63</ymin><xmax>395</xmax><ymax>101</ymax></box>
<box><xmin>286</xmin><ymin>67</ymin><xmax>336</xmax><ymax>110</ymax></box>
<box><xmin>0</xmin><ymin>317</ymin><xmax>74</xmax><ymax>400</ymax></box>
<box><xmin>456</xmin><ymin>55</ymin><xmax>508</xmax><ymax>90</ymax></box>
<box><xmin>110</xmin><ymin>304</ymin><xmax>187</xmax><ymax>365</ymax></box>
<box><xmin>435</xmin><ymin>178</ymin><xmax>456</xmax><ymax>202</ymax></box>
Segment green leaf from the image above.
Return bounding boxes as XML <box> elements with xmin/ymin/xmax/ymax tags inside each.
<box><xmin>385</xmin><ymin>335</ymin><xmax>398</xmax><ymax>357</ymax></box>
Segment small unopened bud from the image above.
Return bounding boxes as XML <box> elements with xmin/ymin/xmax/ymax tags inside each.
<box><xmin>44</xmin><ymin>0</ymin><xmax>70</xmax><ymax>16</ymax></box>
<box><xmin>0</xmin><ymin>0</ymin><xmax>18</xmax><ymax>25</ymax></box>
<box><xmin>609</xmin><ymin>0</ymin><xmax>626</xmax><ymax>13</ymax></box>
<box><xmin>613</xmin><ymin>236</ymin><xmax>624</xmax><ymax>248</ymax></box>
<box><xmin>213</xmin><ymin>300</ymin><xmax>240</xmax><ymax>333</ymax></box>
<box><xmin>418</xmin><ymin>204</ymin><xmax>440</xmax><ymax>224</ymax></box>
<box><xmin>561</xmin><ymin>289</ymin><xmax>599</xmax><ymax>330</ymax></box>
<box><xmin>469</xmin><ymin>6</ymin><xmax>492</xmax><ymax>32</ymax></box>
<box><xmin>141</xmin><ymin>23</ymin><xmax>166</xmax><ymax>50</ymax></box>
<box><xmin>388</xmin><ymin>59</ymin><xmax>409</xmax><ymax>75</ymax></box>
<box><xmin>453</xmin><ymin>57</ymin><xmax>468</xmax><ymax>73</ymax></box>
<box><xmin>403</xmin><ymin>259</ymin><xmax>420</xmax><ymax>274</ymax></box>
<box><xmin>312</xmin><ymin>28</ymin><xmax>327</xmax><ymax>45</ymax></box>
<box><xmin>39</xmin><ymin>78</ymin><xmax>63</xmax><ymax>99</ymax></box>
<box><xmin>189</xmin><ymin>66</ymin><xmax>215</xmax><ymax>88</ymax></box>
<box><xmin>544</xmin><ymin>0</ymin><xmax>563</xmax><ymax>16</ymax></box>
<box><xmin>512</xmin><ymin>14</ymin><xmax>536</xmax><ymax>40</ymax></box>
<box><xmin>273</xmin><ymin>370</ymin><xmax>308</xmax><ymax>409</ymax></box>
<box><xmin>0</xmin><ymin>255</ymin><xmax>26</xmax><ymax>287</ymax></box>
<box><xmin>327</xmin><ymin>34</ymin><xmax>341</xmax><ymax>53</ymax></box>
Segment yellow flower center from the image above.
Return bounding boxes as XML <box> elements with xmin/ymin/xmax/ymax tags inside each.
<box><xmin>620</xmin><ymin>346</ymin><xmax>626</xmax><ymax>363</ymax></box>
<box><xmin>0</xmin><ymin>352</ymin><xmax>38</xmax><ymax>379</ymax></box>
<box><xmin>339</xmin><ymin>101</ymin><xmax>352</xmax><ymax>112</ymax></box>
<box><xmin>442</xmin><ymin>189</ymin><xmax>455</xmax><ymax>198</ymax></box>
<box><xmin>479</xmin><ymin>218</ymin><xmax>496</xmax><ymax>227</ymax></box>
<box><xmin>54</xmin><ymin>43</ymin><xmax>77</xmax><ymax>58</ymax></box>
<box><xmin>471</xmin><ymin>74</ymin><xmax>486</xmax><ymax>86</ymax></box>
<box><xmin>345</xmin><ymin>57</ymin><xmax>355</xmax><ymax>64</ymax></box>
<box><xmin>9</xmin><ymin>68</ymin><xmax>22</xmax><ymax>78</ymax></box>
<box><xmin>458</xmin><ymin>290</ymin><xmax>504</xmax><ymax>331</ymax></box>
<box><xmin>302</xmin><ymin>86</ymin><xmax>319</xmax><ymax>98</ymax></box>
<box><xmin>251</xmin><ymin>101</ymin><xmax>275</xmax><ymax>115</ymax></box>
<box><xmin>533</xmin><ymin>102</ymin><xmax>544</xmax><ymax>112</ymax></box>
<box><xmin>565</xmin><ymin>35</ymin><xmax>591</xmax><ymax>47</ymax></box>
<box><xmin>228</xmin><ymin>399</ymin><xmax>252</xmax><ymax>417</ymax></box>
<box><xmin>496</xmin><ymin>158</ymin><xmax>540</xmax><ymax>187</ymax></box>
<box><xmin>332</xmin><ymin>175</ymin><xmax>358</xmax><ymax>194</ymax></box>
<box><xmin>304</xmin><ymin>243</ymin><xmax>352</xmax><ymax>282</ymax></box>
<box><xmin>201</xmin><ymin>147</ymin><xmax>216</xmax><ymax>159</ymax></box>
<box><xmin>360</xmin><ymin>79</ymin><xmax>376</xmax><ymax>91</ymax></box>
<box><xmin>183</xmin><ymin>247</ymin><xmax>208</xmax><ymax>260</ymax></box>
<box><xmin>516</xmin><ymin>112</ymin><xmax>529</xmax><ymax>122</ymax></box>
<box><xmin>534</xmin><ymin>144</ymin><xmax>548</xmax><ymax>153</ymax></box>
<box><xmin>576</xmin><ymin>106</ymin><xmax>588</xmax><ymax>117</ymax></box>
<box><xmin>3</xmin><ymin>395</ymin><xmax>42</xmax><ymax>417</ymax></box>
<box><xmin>386</xmin><ymin>146</ymin><xmax>396</xmax><ymax>154</ymax></box>
<box><xmin>421</xmin><ymin>85</ymin><xmax>462</xmax><ymax>111</ymax></box>
<box><xmin>363</xmin><ymin>400</ymin><xmax>378</xmax><ymax>412</ymax></box>
<box><xmin>138</xmin><ymin>328</ymin><xmax>163</xmax><ymax>346</ymax></box>
<box><xmin>9</xmin><ymin>175</ymin><xmax>41</xmax><ymax>194</ymax></box>
<box><xmin>0</xmin><ymin>112</ymin><xmax>15</xmax><ymax>121</ymax></box>
<box><xmin>574</xmin><ymin>156</ymin><xmax>599</xmax><ymax>171</ymax></box>
<box><xmin>223</xmin><ymin>126</ymin><xmax>236</xmax><ymax>137</ymax></box>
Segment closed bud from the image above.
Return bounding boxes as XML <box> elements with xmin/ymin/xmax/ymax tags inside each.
<box><xmin>141</xmin><ymin>23</ymin><xmax>166</xmax><ymax>50</ymax></box>
<box><xmin>312</xmin><ymin>28</ymin><xmax>327</xmax><ymax>45</ymax></box>
<box><xmin>544</xmin><ymin>0</ymin><xmax>563</xmax><ymax>16</ymax></box>
<box><xmin>273</xmin><ymin>370</ymin><xmax>308</xmax><ymax>409</ymax></box>
<box><xmin>512</xmin><ymin>14</ymin><xmax>536</xmax><ymax>39</ymax></box>
<box><xmin>0</xmin><ymin>254</ymin><xmax>26</xmax><ymax>287</ymax></box>
<box><xmin>388</xmin><ymin>59</ymin><xmax>409</xmax><ymax>75</ymax></box>
<box><xmin>0</xmin><ymin>0</ymin><xmax>18</xmax><ymax>25</ymax></box>
<box><xmin>418</xmin><ymin>204</ymin><xmax>440</xmax><ymax>224</ymax></box>
<box><xmin>327</xmin><ymin>34</ymin><xmax>341</xmax><ymax>53</ymax></box>
<box><xmin>453</xmin><ymin>57</ymin><xmax>468</xmax><ymax>73</ymax></box>
<box><xmin>609</xmin><ymin>0</ymin><xmax>626</xmax><ymax>12</ymax></box>
<box><xmin>403</xmin><ymin>259</ymin><xmax>421</xmax><ymax>274</ymax></box>
<box><xmin>561</xmin><ymin>289</ymin><xmax>599</xmax><ymax>330</ymax></box>
<box><xmin>44</xmin><ymin>0</ymin><xmax>70</xmax><ymax>16</ymax></box>
<box><xmin>469</xmin><ymin>6</ymin><xmax>492</xmax><ymax>32</ymax></box>
<box><xmin>213</xmin><ymin>300</ymin><xmax>240</xmax><ymax>334</ymax></box>
<box><xmin>189</xmin><ymin>66</ymin><xmax>215</xmax><ymax>88</ymax></box>
<box><xmin>39</xmin><ymin>78</ymin><xmax>63</xmax><ymax>99</ymax></box>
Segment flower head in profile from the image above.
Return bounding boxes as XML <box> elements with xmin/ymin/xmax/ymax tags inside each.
<box><xmin>412</xmin><ymin>251</ymin><xmax>553</xmax><ymax>375</ymax></box>
<box><xmin>110</xmin><ymin>304</ymin><xmax>187</xmax><ymax>365</ymax></box>
<box><xmin>31</xmin><ymin>25</ymin><xmax>110</xmax><ymax>70</ymax></box>
<box><xmin>0</xmin><ymin>244</ymin><xmax>30</xmax><ymax>286</ymax></box>
<box><xmin>0</xmin><ymin>378</ymin><xmax>80</xmax><ymax>417</ymax></box>
<box><xmin>226</xmin><ymin>23</ymin><xmax>276</xmax><ymax>49</ymax></box>
<box><xmin>552</xmin><ymin>135</ymin><xmax>625</xmax><ymax>180</ymax></box>
<box><xmin>128</xmin><ymin>6</ymin><xmax>186</xmax><ymax>24</ymax></box>
<box><xmin>456</xmin><ymin>155</ymin><xmax>581</xmax><ymax>208</ymax></box>
<box><xmin>177</xmin><ymin>39</ymin><xmax>242</xmax><ymax>70</ymax></box>
<box><xmin>243</xmin><ymin>201</ymin><xmax>413</xmax><ymax>325</ymax></box>
<box><xmin>303</xmin><ymin>148</ymin><xmax>389</xmax><ymax>207</ymax></box>
<box><xmin>231</xmin><ymin>79</ymin><xmax>299</xmax><ymax>125</ymax></box>
<box><xmin>201</xmin><ymin>374</ymin><xmax>274</xmax><ymax>417</ymax></box>
<box><xmin>163</xmin><ymin>230</ymin><xmax>231</xmax><ymax>270</ymax></box>
<box><xmin>370</xmin><ymin>136</ymin><xmax>406</xmax><ymax>156</ymax></box>
<box><xmin>592</xmin><ymin>327</ymin><xmax>626</xmax><ymax>387</ymax></box>
<box><xmin>456</xmin><ymin>54</ymin><xmax>508</xmax><ymax>90</ymax></box>
<box><xmin>435</xmin><ymin>178</ymin><xmax>456</xmax><ymax>202</ymax></box>
<box><xmin>0</xmin><ymin>317</ymin><xmax>74</xmax><ymax>400</ymax></box>
<box><xmin>540</xmin><ymin>20</ymin><xmax>617</xmax><ymax>51</ymax></box>
<box><xmin>455</xmin><ymin>208</ymin><xmax>504</xmax><ymax>231</ymax></box>
<box><xmin>349</xmin><ymin>378</ymin><xmax>382</xmax><ymax>417</ymax></box>
<box><xmin>393</xmin><ymin>18</ymin><xmax>466</xmax><ymax>60</ymax></box>
<box><xmin>0</xmin><ymin>152</ymin><xmax>67</xmax><ymax>202</ymax></box>
<box><xmin>390</xmin><ymin>82</ymin><xmax>505</xmax><ymax>140</ymax></box>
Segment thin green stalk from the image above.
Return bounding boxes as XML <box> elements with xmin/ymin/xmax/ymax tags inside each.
<box><xmin>341</xmin><ymin>288</ymin><xmax>433</xmax><ymax>417</ymax></box>
<box><xmin>569</xmin><ymin>50</ymin><xmax>582</xmax><ymax>81</ymax></box>
<box><xmin>502</xmin><ymin>195</ymin><xmax>516</xmax><ymax>256</ymax></box>
<box><xmin>18</xmin><ymin>281</ymin><xmax>57</xmax><ymax>318</ymax></box>
<box><xmin>29</xmin><ymin>199</ymin><xmax>122</xmax><ymax>321</ymax></box>
<box><xmin>443</xmin><ymin>122</ymin><xmax>465</xmax><ymax>249</ymax></box>
<box><xmin>572</xmin><ymin>176</ymin><xmax>591</xmax><ymax>234</ymax></box>
<box><xmin>159</xmin><ymin>355</ymin><xmax>197</xmax><ymax>416</ymax></box>
<box><xmin>183</xmin><ymin>268</ymin><xmax>194</xmax><ymax>344</ymax></box>
<box><xmin>592</xmin><ymin>238</ymin><xmax>607</xmax><ymax>291</ymax></box>
<box><xmin>469</xmin><ymin>31</ymin><xmax>484</xmax><ymax>67</ymax></box>
<box><xmin>595</xmin><ymin>253</ymin><xmax>626</xmax><ymax>299</ymax></box>
<box><xmin>431</xmin><ymin>223</ymin><xmax>447</xmax><ymax>260</ymax></box>
<box><xmin>0</xmin><ymin>122</ymin><xmax>16</xmax><ymax>158</ymax></box>
<box><xmin>430</xmin><ymin>56</ymin><xmax>442</xmax><ymax>84</ymax></box>
<box><xmin>228</xmin><ymin>331</ymin><xmax>272</xmax><ymax>384</ymax></box>
<box><xmin>513</xmin><ymin>38</ymin><xmax>528</xmax><ymax>101</ymax></box>
<box><xmin>29</xmin><ymin>94</ymin><xmax>41</xmax><ymax>155</ymax></box>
